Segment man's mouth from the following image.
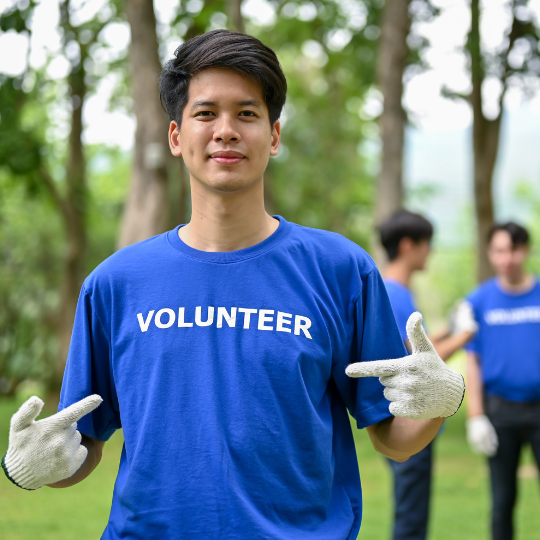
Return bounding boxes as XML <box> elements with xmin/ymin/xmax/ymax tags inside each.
<box><xmin>210</xmin><ymin>151</ymin><xmax>245</xmax><ymax>165</ymax></box>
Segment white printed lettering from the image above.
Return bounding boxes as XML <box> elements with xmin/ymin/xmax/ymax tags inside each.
<box><xmin>239</xmin><ymin>308</ymin><xmax>257</xmax><ymax>329</ymax></box>
<box><xmin>155</xmin><ymin>308</ymin><xmax>175</xmax><ymax>329</ymax></box>
<box><xmin>137</xmin><ymin>310</ymin><xmax>155</xmax><ymax>332</ymax></box>
<box><xmin>294</xmin><ymin>315</ymin><xmax>312</xmax><ymax>339</ymax></box>
<box><xmin>217</xmin><ymin>307</ymin><xmax>237</xmax><ymax>328</ymax></box>
<box><xmin>485</xmin><ymin>306</ymin><xmax>540</xmax><ymax>326</ymax></box>
<box><xmin>137</xmin><ymin>305</ymin><xmax>314</xmax><ymax>339</ymax></box>
<box><xmin>178</xmin><ymin>307</ymin><xmax>194</xmax><ymax>327</ymax></box>
<box><xmin>195</xmin><ymin>306</ymin><xmax>214</xmax><ymax>326</ymax></box>
<box><xmin>258</xmin><ymin>310</ymin><xmax>274</xmax><ymax>331</ymax></box>
<box><xmin>276</xmin><ymin>311</ymin><xmax>292</xmax><ymax>333</ymax></box>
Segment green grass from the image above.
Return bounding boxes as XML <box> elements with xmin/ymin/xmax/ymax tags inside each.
<box><xmin>1</xmin><ymin>396</ymin><xmax>539</xmax><ymax>539</ymax></box>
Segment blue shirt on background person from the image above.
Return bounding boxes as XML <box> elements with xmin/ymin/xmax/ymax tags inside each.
<box><xmin>466</xmin><ymin>276</ymin><xmax>540</xmax><ymax>402</ymax></box>
<box><xmin>383</xmin><ymin>279</ymin><xmax>420</xmax><ymax>344</ymax></box>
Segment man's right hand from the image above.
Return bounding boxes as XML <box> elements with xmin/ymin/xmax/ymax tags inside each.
<box><xmin>466</xmin><ymin>414</ymin><xmax>498</xmax><ymax>457</ymax></box>
<box><xmin>2</xmin><ymin>395</ymin><xmax>102</xmax><ymax>490</ymax></box>
<box><xmin>450</xmin><ymin>299</ymin><xmax>478</xmax><ymax>335</ymax></box>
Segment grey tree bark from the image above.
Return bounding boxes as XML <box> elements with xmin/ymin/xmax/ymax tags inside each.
<box><xmin>467</xmin><ymin>0</ymin><xmax>525</xmax><ymax>282</ymax></box>
<box><xmin>228</xmin><ymin>0</ymin><xmax>244</xmax><ymax>33</ymax></box>
<box><xmin>374</xmin><ymin>0</ymin><xmax>411</xmax><ymax>265</ymax></box>
<box><xmin>42</xmin><ymin>0</ymin><xmax>92</xmax><ymax>389</ymax></box>
<box><xmin>118</xmin><ymin>0</ymin><xmax>171</xmax><ymax>248</ymax></box>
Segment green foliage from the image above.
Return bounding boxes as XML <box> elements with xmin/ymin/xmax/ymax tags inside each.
<box><xmin>0</xmin><ymin>171</ymin><xmax>62</xmax><ymax>386</ymax></box>
<box><xmin>252</xmin><ymin>1</ymin><xmax>383</xmax><ymax>247</ymax></box>
<box><xmin>0</xmin><ymin>145</ymin><xmax>129</xmax><ymax>388</ymax></box>
<box><xmin>0</xmin><ymin>0</ymin><xmax>493</xmax><ymax>392</ymax></box>
<box><xmin>0</xmin><ymin>76</ymin><xmax>44</xmax><ymax>192</ymax></box>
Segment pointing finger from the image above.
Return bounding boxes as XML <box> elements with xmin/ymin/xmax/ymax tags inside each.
<box><xmin>47</xmin><ymin>395</ymin><xmax>103</xmax><ymax>429</ymax></box>
<box><xmin>406</xmin><ymin>312</ymin><xmax>436</xmax><ymax>355</ymax></box>
<box><xmin>11</xmin><ymin>396</ymin><xmax>44</xmax><ymax>432</ymax></box>
<box><xmin>346</xmin><ymin>358</ymin><xmax>403</xmax><ymax>378</ymax></box>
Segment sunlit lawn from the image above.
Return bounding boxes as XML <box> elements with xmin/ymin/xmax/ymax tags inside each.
<box><xmin>1</xmin><ymin>392</ymin><xmax>539</xmax><ymax>539</ymax></box>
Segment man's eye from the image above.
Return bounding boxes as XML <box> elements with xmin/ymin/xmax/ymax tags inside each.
<box><xmin>239</xmin><ymin>111</ymin><xmax>256</xmax><ymax>117</ymax></box>
<box><xmin>196</xmin><ymin>111</ymin><xmax>215</xmax><ymax>117</ymax></box>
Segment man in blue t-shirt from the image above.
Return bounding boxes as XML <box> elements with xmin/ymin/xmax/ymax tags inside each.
<box><xmin>378</xmin><ymin>210</ymin><xmax>477</xmax><ymax>540</ymax></box>
<box><xmin>2</xmin><ymin>31</ymin><xmax>466</xmax><ymax>540</ymax></box>
<box><xmin>465</xmin><ymin>222</ymin><xmax>540</xmax><ymax>540</ymax></box>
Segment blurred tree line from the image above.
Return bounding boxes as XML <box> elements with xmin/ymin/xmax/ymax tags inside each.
<box><xmin>0</xmin><ymin>0</ymin><xmax>539</xmax><ymax>396</ymax></box>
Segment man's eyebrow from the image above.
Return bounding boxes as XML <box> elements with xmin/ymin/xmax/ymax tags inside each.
<box><xmin>190</xmin><ymin>100</ymin><xmax>217</xmax><ymax>110</ymax></box>
<box><xmin>190</xmin><ymin>99</ymin><xmax>264</xmax><ymax>109</ymax></box>
<box><xmin>237</xmin><ymin>99</ymin><xmax>263</xmax><ymax>108</ymax></box>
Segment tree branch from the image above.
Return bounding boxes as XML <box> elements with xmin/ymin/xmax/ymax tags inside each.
<box><xmin>39</xmin><ymin>166</ymin><xmax>69</xmax><ymax>222</ymax></box>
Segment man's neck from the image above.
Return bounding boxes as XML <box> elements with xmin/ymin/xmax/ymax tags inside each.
<box><xmin>179</xmin><ymin>175</ymin><xmax>279</xmax><ymax>252</ymax></box>
<box><xmin>384</xmin><ymin>259</ymin><xmax>414</xmax><ymax>288</ymax></box>
<box><xmin>497</xmin><ymin>271</ymin><xmax>535</xmax><ymax>294</ymax></box>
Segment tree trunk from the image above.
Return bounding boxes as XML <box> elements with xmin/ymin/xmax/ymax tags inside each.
<box><xmin>469</xmin><ymin>0</ymin><xmax>496</xmax><ymax>282</ymax></box>
<box><xmin>228</xmin><ymin>0</ymin><xmax>244</xmax><ymax>33</ymax></box>
<box><xmin>55</xmin><ymin>66</ymin><xmax>88</xmax><ymax>387</ymax></box>
<box><xmin>169</xmin><ymin>158</ymin><xmax>190</xmax><ymax>227</ymax></box>
<box><xmin>374</xmin><ymin>0</ymin><xmax>411</xmax><ymax>265</ymax></box>
<box><xmin>45</xmin><ymin>1</ymin><xmax>90</xmax><ymax>390</ymax></box>
<box><xmin>119</xmin><ymin>0</ymin><xmax>171</xmax><ymax>248</ymax></box>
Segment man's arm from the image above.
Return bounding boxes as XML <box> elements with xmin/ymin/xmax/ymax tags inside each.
<box><xmin>404</xmin><ymin>330</ymin><xmax>474</xmax><ymax>361</ymax></box>
<box><xmin>466</xmin><ymin>351</ymin><xmax>484</xmax><ymax>417</ymax></box>
<box><xmin>464</xmin><ymin>351</ymin><xmax>498</xmax><ymax>456</ymax></box>
<box><xmin>431</xmin><ymin>330</ymin><xmax>475</xmax><ymax>361</ymax></box>
<box><xmin>366</xmin><ymin>416</ymin><xmax>444</xmax><ymax>462</ymax></box>
<box><xmin>48</xmin><ymin>434</ymin><xmax>105</xmax><ymax>488</ymax></box>
<box><xmin>347</xmin><ymin>313</ymin><xmax>465</xmax><ymax>460</ymax></box>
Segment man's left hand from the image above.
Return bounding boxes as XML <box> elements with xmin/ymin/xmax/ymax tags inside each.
<box><xmin>346</xmin><ymin>312</ymin><xmax>466</xmax><ymax>420</ymax></box>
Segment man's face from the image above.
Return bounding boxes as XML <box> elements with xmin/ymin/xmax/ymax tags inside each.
<box><xmin>410</xmin><ymin>238</ymin><xmax>431</xmax><ymax>271</ymax></box>
<box><xmin>168</xmin><ymin>68</ymin><xmax>280</xmax><ymax>193</ymax></box>
<box><xmin>488</xmin><ymin>230</ymin><xmax>529</xmax><ymax>279</ymax></box>
<box><xmin>398</xmin><ymin>237</ymin><xmax>431</xmax><ymax>271</ymax></box>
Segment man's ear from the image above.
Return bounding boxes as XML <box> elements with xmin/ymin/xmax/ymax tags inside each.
<box><xmin>398</xmin><ymin>237</ymin><xmax>414</xmax><ymax>257</ymax></box>
<box><xmin>169</xmin><ymin>121</ymin><xmax>182</xmax><ymax>156</ymax></box>
<box><xmin>270</xmin><ymin>120</ymin><xmax>281</xmax><ymax>156</ymax></box>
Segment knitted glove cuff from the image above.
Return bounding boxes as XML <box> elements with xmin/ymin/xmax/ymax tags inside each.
<box><xmin>2</xmin><ymin>451</ymin><xmax>41</xmax><ymax>490</ymax></box>
<box><xmin>441</xmin><ymin>373</ymin><xmax>466</xmax><ymax>419</ymax></box>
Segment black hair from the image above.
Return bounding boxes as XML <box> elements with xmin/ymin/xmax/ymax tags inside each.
<box><xmin>378</xmin><ymin>210</ymin><xmax>434</xmax><ymax>261</ymax></box>
<box><xmin>159</xmin><ymin>29</ymin><xmax>287</xmax><ymax>126</ymax></box>
<box><xmin>487</xmin><ymin>221</ymin><xmax>530</xmax><ymax>247</ymax></box>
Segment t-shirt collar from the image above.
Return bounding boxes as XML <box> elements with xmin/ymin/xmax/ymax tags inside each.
<box><xmin>166</xmin><ymin>215</ymin><xmax>292</xmax><ymax>263</ymax></box>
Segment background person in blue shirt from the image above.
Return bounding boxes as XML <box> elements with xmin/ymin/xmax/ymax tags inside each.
<box><xmin>2</xmin><ymin>31</ymin><xmax>465</xmax><ymax>540</ymax></box>
<box><xmin>465</xmin><ymin>222</ymin><xmax>540</xmax><ymax>540</ymax></box>
<box><xmin>378</xmin><ymin>210</ymin><xmax>477</xmax><ymax>540</ymax></box>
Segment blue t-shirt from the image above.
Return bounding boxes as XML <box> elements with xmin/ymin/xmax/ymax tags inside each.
<box><xmin>59</xmin><ymin>216</ymin><xmax>406</xmax><ymax>540</ymax></box>
<box><xmin>466</xmin><ymin>277</ymin><xmax>540</xmax><ymax>402</ymax></box>
<box><xmin>383</xmin><ymin>279</ymin><xmax>418</xmax><ymax>343</ymax></box>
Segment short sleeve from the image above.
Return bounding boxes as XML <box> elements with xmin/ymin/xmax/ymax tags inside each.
<box><xmin>464</xmin><ymin>293</ymin><xmax>480</xmax><ymax>354</ymax></box>
<box><xmin>58</xmin><ymin>285</ymin><xmax>121</xmax><ymax>441</ymax></box>
<box><xmin>332</xmin><ymin>269</ymin><xmax>408</xmax><ymax>429</ymax></box>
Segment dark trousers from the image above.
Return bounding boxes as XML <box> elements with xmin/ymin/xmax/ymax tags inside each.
<box><xmin>387</xmin><ymin>441</ymin><xmax>433</xmax><ymax>540</ymax></box>
<box><xmin>485</xmin><ymin>396</ymin><xmax>540</xmax><ymax>540</ymax></box>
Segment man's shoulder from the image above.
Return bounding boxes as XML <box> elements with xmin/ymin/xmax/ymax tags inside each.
<box><xmin>287</xmin><ymin>221</ymin><xmax>377</xmax><ymax>276</ymax></box>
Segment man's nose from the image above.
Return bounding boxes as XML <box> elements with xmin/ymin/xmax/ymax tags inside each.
<box><xmin>214</xmin><ymin>114</ymin><xmax>240</xmax><ymax>143</ymax></box>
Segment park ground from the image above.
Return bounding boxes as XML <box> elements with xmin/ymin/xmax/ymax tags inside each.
<box><xmin>1</xmin><ymin>359</ymin><xmax>539</xmax><ymax>539</ymax></box>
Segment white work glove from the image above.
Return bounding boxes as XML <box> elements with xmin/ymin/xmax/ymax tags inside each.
<box><xmin>346</xmin><ymin>312</ymin><xmax>465</xmax><ymax>420</ymax></box>
<box><xmin>1</xmin><ymin>394</ymin><xmax>102</xmax><ymax>490</ymax></box>
<box><xmin>450</xmin><ymin>299</ymin><xmax>478</xmax><ymax>334</ymax></box>
<box><xmin>466</xmin><ymin>415</ymin><xmax>498</xmax><ymax>457</ymax></box>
